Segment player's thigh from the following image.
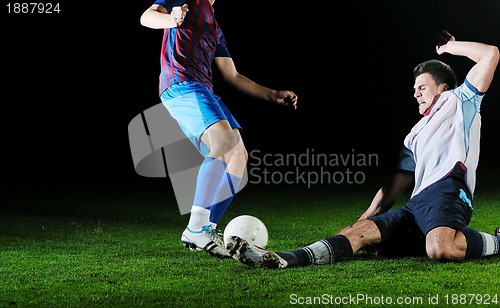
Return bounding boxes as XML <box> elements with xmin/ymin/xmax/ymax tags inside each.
<box><xmin>411</xmin><ymin>177</ymin><xmax>472</xmax><ymax>235</ymax></box>
<box><xmin>377</xmin><ymin>214</ymin><xmax>426</xmax><ymax>257</ymax></box>
<box><xmin>368</xmin><ymin>209</ymin><xmax>412</xmax><ymax>245</ymax></box>
<box><xmin>160</xmin><ymin>82</ymin><xmax>236</xmax><ymax>157</ymax></box>
<box><xmin>160</xmin><ymin>82</ymin><xmax>228</xmax><ymax>137</ymax></box>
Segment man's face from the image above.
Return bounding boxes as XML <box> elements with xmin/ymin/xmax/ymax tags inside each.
<box><xmin>413</xmin><ymin>73</ymin><xmax>447</xmax><ymax>115</ymax></box>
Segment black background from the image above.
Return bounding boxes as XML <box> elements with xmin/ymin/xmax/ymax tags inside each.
<box><xmin>2</xmin><ymin>0</ymin><xmax>500</xmax><ymax>194</ymax></box>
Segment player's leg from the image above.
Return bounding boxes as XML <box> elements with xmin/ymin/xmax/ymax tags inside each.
<box><xmin>228</xmin><ymin>208</ymin><xmax>411</xmax><ymax>268</ymax></box>
<box><xmin>426</xmin><ymin>226</ymin><xmax>500</xmax><ymax>260</ymax></box>
<box><xmin>411</xmin><ymin>177</ymin><xmax>500</xmax><ymax>261</ymax></box>
<box><xmin>372</xmin><ymin>215</ymin><xmax>426</xmax><ymax>258</ymax></box>
<box><xmin>228</xmin><ymin>219</ymin><xmax>384</xmax><ymax>268</ymax></box>
<box><xmin>204</xmin><ymin>96</ymin><xmax>247</xmax><ymax>229</ymax></box>
<box><xmin>181</xmin><ymin>120</ymin><xmax>238</xmax><ymax>257</ymax></box>
<box><xmin>207</xmin><ymin>128</ymin><xmax>247</xmax><ymax>229</ymax></box>
<box><xmin>160</xmin><ymin>83</ymin><xmax>238</xmax><ymax>257</ymax></box>
<box><xmin>277</xmin><ymin>219</ymin><xmax>382</xmax><ymax>266</ymax></box>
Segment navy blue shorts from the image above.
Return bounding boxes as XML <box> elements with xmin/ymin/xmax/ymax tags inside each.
<box><xmin>369</xmin><ymin>177</ymin><xmax>473</xmax><ymax>245</ymax></box>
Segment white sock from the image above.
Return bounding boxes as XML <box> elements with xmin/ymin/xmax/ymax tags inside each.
<box><xmin>187</xmin><ymin>206</ymin><xmax>210</xmax><ymax>232</ymax></box>
<box><xmin>303</xmin><ymin>239</ymin><xmax>336</xmax><ymax>265</ymax></box>
<box><xmin>479</xmin><ymin>232</ymin><xmax>500</xmax><ymax>256</ymax></box>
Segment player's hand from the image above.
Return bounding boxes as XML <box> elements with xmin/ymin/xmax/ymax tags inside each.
<box><xmin>171</xmin><ymin>4</ymin><xmax>189</xmax><ymax>27</ymax></box>
<box><xmin>436</xmin><ymin>29</ymin><xmax>455</xmax><ymax>55</ymax></box>
<box><xmin>275</xmin><ymin>90</ymin><xmax>298</xmax><ymax>110</ymax></box>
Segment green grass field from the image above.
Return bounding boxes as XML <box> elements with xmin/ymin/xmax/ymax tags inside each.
<box><xmin>1</xmin><ymin>177</ymin><xmax>499</xmax><ymax>307</ymax></box>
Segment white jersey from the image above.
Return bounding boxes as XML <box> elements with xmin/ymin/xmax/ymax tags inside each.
<box><xmin>397</xmin><ymin>80</ymin><xmax>484</xmax><ymax>198</ymax></box>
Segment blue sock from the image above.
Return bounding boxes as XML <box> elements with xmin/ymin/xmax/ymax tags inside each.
<box><xmin>209</xmin><ymin>173</ymin><xmax>242</xmax><ymax>226</ymax></box>
<box><xmin>193</xmin><ymin>157</ymin><xmax>227</xmax><ymax>208</ymax></box>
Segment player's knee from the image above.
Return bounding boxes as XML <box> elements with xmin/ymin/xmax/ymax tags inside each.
<box><xmin>426</xmin><ymin>247</ymin><xmax>446</xmax><ymax>261</ymax></box>
<box><xmin>209</xmin><ymin>139</ymin><xmax>238</xmax><ymax>161</ymax></box>
<box><xmin>234</xmin><ymin>146</ymin><xmax>248</xmax><ymax>163</ymax></box>
<box><xmin>425</xmin><ymin>228</ymin><xmax>465</xmax><ymax>261</ymax></box>
<box><xmin>338</xmin><ymin>220</ymin><xmax>381</xmax><ymax>249</ymax></box>
<box><xmin>426</xmin><ymin>241</ymin><xmax>457</xmax><ymax>261</ymax></box>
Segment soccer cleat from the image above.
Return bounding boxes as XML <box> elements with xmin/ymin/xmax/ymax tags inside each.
<box><xmin>181</xmin><ymin>226</ymin><xmax>231</xmax><ymax>258</ymax></box>
<box><xmin>226</xmin><ymin>236</ymin><xmax>288</xmax><ymax>269</ymax></box>
<box><xmin>495</xmin><ymin>227</ymin><xmax>500</xmax><ymax>236</ymax></box>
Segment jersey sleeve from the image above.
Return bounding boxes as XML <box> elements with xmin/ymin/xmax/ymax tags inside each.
<box><xmin>215</xmin><ymin>41</ymin><xmax>231</xmax><ymax>57</ymax></box>
<box><xmin>215</xmin><ymin>30</ymin><xmax>231</xmax><ymax>58</ymax></box>
<box><xmin>153</xmin><ymin>0</ymin><xmax>187</xmax><ymax>11</ymax></box>
<box><xmin>396</xmin><ymin>145</ymin><xmax>415</xmax><ymax>173</ymax></box>
<box><xmin>456</xmin><ymin>79</ymin><xmax>484</xmax><ymax>114</ymax></box>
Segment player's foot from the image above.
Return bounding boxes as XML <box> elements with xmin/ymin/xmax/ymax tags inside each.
<box><xmin>495</xmin><ymin>227</ymin><xmax>500</xmax><ymax>236</ymax></box>
<box><xmin>181</xmin><ymin>226</ymin><xmax>231</xmax><ymax>258</ymax></box>
<box><xmin>226</xmin><ymin>236</ymin><xmax>288</xmax><ymax>269</ymax></box>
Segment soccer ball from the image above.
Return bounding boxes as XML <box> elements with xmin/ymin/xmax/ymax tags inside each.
<box><xmin>223</xmin><ymin>215</ymin><xmax>268</xmax><ymax>248</ymax></box>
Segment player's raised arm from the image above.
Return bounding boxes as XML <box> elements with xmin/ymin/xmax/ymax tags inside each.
<box><xmin>436</xmin><ymin>31</ymin><xmax>499</xmax><ymax>93</ymax></box>
<box><xmin>140</xmin><ymin>4</ymin><xmax>189</xmax><ymax>29</ymax></box>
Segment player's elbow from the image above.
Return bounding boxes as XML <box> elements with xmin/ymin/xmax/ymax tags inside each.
<box><xmin>140</xmin><ymin>12</ymin><xmax>151</xmax><ymax>28</ymax></box>
<box><xmin>484</xmin><ymin>45</ymin><xmax>500</xmax><ymax>67</ymax></box>
<box><xmin>140</xmin><ymin>7</ymin><xmax>162</xmax><ymax>28</ymax></box>
<box><xmin>491</xmin><ymin>46</ymin><xmax>500</xmax><ymax>66</ymax></box>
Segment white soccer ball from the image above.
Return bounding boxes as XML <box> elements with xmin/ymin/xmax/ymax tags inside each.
<box><xmin>223</xmin><ymin>215</ymin><xmax>268</xmax><ymax>248</ymax></box>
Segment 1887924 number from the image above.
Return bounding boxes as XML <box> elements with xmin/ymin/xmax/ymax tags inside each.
<box><xmin>6</xmin><ymin>3</ymin><xmax>60</xmax><ymax>13</ymax></box>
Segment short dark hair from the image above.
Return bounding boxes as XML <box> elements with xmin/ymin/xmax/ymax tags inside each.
<box><xmin>413</xmin><ymin>59</ymin><xmax>458</xmax><ymax>89</ymax></box>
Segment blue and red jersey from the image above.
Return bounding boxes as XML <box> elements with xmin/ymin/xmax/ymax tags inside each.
<box><xmin>153</xmin><ymin>0</ymin><xmax>231</xmax><ymax>95</ymax></box>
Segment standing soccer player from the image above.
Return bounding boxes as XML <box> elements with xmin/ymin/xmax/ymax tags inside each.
<box><xmin>140</xmin><ymin>0</ymin><xmax>298</xmax><ymax>258</ymax></box>
<box><xmin>228</xmin><ymin>31</ymin><xmax>500</xmax><ymax>268</ymax></box>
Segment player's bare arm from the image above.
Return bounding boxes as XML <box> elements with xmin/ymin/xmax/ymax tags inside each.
<box><xmin>358</xmin><ymin>172</ymin><xmax>414</xmax><ymax>220</ymax></box>
<box><xmin>140</xmin><ymin>4</ymin><xmax>189</xmax><ymax>29</ymax></box>
<box><xmin>437</xmin><ymin>35</ymin><xmax>499</xmax><ymax>93</ymax></box>
<box><xmin>214</xmin><ymin>57</ymin><xmax>298</xmax><ymax>109</ymax></box>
